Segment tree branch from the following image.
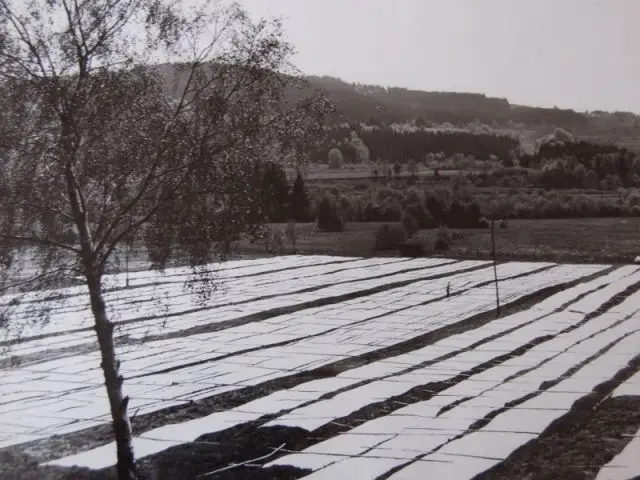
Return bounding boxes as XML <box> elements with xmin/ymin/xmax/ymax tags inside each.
<box><xmin>0</xmin><ymin>234</ymin><xmax>80</xmax><ymax>253</ymax></box>
<box><xmin>62</xmin><ymin>0</ymin><xmax>87</xmax><ymax>73</ymax></box>
<box><xmin>14</xmin><ymin>201</ymin><xmax>75</xmax><ymax>222</ymax></box>
<box><xmin>0</xmin><ymin>1</ymin><xmax>50</xmax><ymax>78</ymax></box>
<box><xmin>196</xmin><ymin>443</ymin><xmax>286</xmax><ymax>479</ymax></box>
<box><xmin>97</xmin><ymin>136</ymin><xmax>241</xmax><ymax>270</ymax></box>
<box><xmin>0</xmin><ymin>265</ymin><xmax>76</xmax><ymax>294</ymax></box>
<box><xmin>92</xmin><ymin>58</ymin><xmax>204</xmax><ymax>254</ymax></box>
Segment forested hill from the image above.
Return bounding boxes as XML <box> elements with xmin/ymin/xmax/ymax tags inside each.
<box><xmin>153</xmin><ymin>64</ymin><xmax>640</xmax><ymax>151</ymax></box>
<box><xmin>305</xmin><ymin>76</ymin><xmax>640</xmax><ymax>151</ymax></box>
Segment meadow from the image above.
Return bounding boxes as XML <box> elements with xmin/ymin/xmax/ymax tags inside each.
<box><xmin>241</xmin><ymin>217</ymin><xmax>640</xmax><ymax>265</ymax></box>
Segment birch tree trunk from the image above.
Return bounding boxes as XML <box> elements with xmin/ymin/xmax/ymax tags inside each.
<box><xmin>87</xmin><ymin>273</ymin><xmax>137</xmax><ymax>479</ymax></box>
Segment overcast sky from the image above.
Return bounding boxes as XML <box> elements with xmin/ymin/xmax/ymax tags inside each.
<box><xmin>239</xmin><ymin>0</ymin><xmax>640</xmax><ymax>113</ymax></box>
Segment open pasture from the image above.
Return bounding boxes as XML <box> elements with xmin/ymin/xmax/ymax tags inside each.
<box><xmin>1</xmin><ymin>255</ymin><xmax>640</xmax><ymax>480</ymax></box>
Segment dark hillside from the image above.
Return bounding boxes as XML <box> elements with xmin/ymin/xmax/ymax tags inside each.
<box><xmin>152</xmin><ymin>64</ymin><xmax>640</xmax><ymax>150</ymax></box>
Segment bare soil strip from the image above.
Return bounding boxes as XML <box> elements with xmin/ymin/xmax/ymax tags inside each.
<box><xmin>475</xmin><ymin>362</ymin><xmax>640</xmax><ymax>480</ymax></box>
<box><xmin>377</xmin><ymin>300</ymin><xmax>640</xmax><ymax>478</ymax></box>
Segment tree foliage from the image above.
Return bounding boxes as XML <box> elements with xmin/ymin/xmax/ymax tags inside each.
<box><xmin>313</xmin><ymin>125</ymin><xmax>519</xmax><ymax>165</ymax></box>
<box><xmin>518</xmin><ymin>140</ymin><xmax>639</xmax><ymax>189</ymax></box>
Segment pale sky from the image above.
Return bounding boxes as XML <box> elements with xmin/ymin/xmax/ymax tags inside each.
<box><xmin>239</xmin><ymin>0</ymin><xmax>640</xmax><ymax>114</ymax></box>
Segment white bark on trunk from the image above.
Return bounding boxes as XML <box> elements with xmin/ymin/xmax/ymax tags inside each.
<box><xmin>88</xmin><ymin>274</ymin><xmax>137</xmax><ymax>480</ymax></box>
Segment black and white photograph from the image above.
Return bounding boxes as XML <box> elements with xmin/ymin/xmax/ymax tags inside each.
<box><xmin>0</xmin><ymin>1</ymin><xmax>639</xmax><ymax>479</ymax></box>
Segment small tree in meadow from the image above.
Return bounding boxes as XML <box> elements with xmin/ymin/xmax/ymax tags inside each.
<box><xmin>316</xmin><ymin>196</ymin><xmax>344</xmax><ymax>232</ymax></box>
<box><xmin>328</xmin><ymin>147</ymin><xmax>344</xmax><ymax>169</ymax></box>
<box><xmin>403</xmin><ymin>214</ymin><xmax>420</xmax><ymax>238</ymax></box>
<box><xmin>289</xmin><ymin>170</ymin><xmax>311</xmax><ymax>222</ymax></box>
<box><xmin>260</xmin><ymin>161</ymin><xmax>291</xmax><ymax>222</ymax></box>
<box><xmin>407</xmin><ymin>158</ymin><xmax>418</xmax><ymax>179</ymax></box>
<box><xmin>374</xmin><ymin>224</ymin><xmax>407</xmax><ymax>251</ymax></box>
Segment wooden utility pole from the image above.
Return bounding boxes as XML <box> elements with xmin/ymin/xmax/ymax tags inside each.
<box><xmin>125</xmin><ymin>242</ymin><xmax>130</xmax><ymax>288</ymax></box>
<box><xmin>491</xmin><ymin>220</ymin><xmax>501</xmax><ymax>317</ymax></box>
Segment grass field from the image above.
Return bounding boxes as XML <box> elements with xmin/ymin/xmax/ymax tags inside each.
<box><xmin>1</xmin><ymin>256</ymin><xmax>640</xmax><ymax>479</ymax></box>
<box><xmin>241</xmin><ymin>218</ymin><xmax>640</xmax><ymax>264</ymax></box>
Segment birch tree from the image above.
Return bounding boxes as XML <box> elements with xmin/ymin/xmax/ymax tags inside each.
<box><xmin>0</xmin><ymin>0</ymin><xmax>330</xmax><ymax>478</ymax></box>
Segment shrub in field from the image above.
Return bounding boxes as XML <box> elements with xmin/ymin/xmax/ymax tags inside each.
<box><xmin>425</xmin><ymin>193</ymin><xmax>448</xmax><ymax>224</ymax></box>
<box><xmin>405</xmin><ymin>201</ymin><xmax>437</xmax><ymax>229</ymax></box>
<box><xmin>569</xmin><ymin>194</ymin><xmax>596</xmax><ymax>217</ymax></box>
<box><xmin>403</xmin><ymin>214</ymin><xmax>420</xmax><ymax>238</ymax></box>
<box><xmin>551</xmin><ymin>198</ymin><xmax>572</xmax><ymax>217</ymax></box>
<box><xmin>403</xmin><ymin>187</ymin><xmax>422</xmax><ymax>205</ymax></box>
<box><xmin>628</xmin><ymin>193</ymin><xmax>640</xmax><ymax>209</ymax></box>
<box><xmin>374</xmin><ymin>223</ymin><xmax>407</xmax><ymax>251</ymax></box>
<box><xmin>595</xmin><ymin>198</ymin><xmax>624</xmax><ymax>217</ymax></box>
<box><xmin>346</xmin><ymin>197</ymin><xmax>366</xmax><ymax>221</ymax></box>
<box><xmin>446</xmin><ymin>200</ymin><xmax>467</xmax><ymax>227</ymax></box>
<box><xmin>363</xmin><ymin>202</ymin><xmax>384</xmax><ymax>222</ymax></box>
<box><xmin>467</xmin><ymin>200</ymin><xmax>485</xmax><ymax>226</ymax></box>
<box><xmin>328</xmin><ymin>148</ymin><xmax>344</xmax><ymax>169</ymax></box>
<box><xmin>446</xmin><ymin>199</ymin><xmax>485</xmax><ymax>228</ymax></box>
<box><xmin>380</xmin><ymin>197</ymin><xmax>405</xmax><ymax>222</ymax></box>
<box><xmin>316</xmin><ymin>196</ymin><xmax>345</xmax><ymax>232</ymax></box>
<box><xmin>338</xmin><ymin>195</ymin><xmax>355</xmax><ymax>221</ymax></box>
<box><xmin>433</xmin><ymin>225</ymin><xmax>453</xmax><ymax>251</ymax></box>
